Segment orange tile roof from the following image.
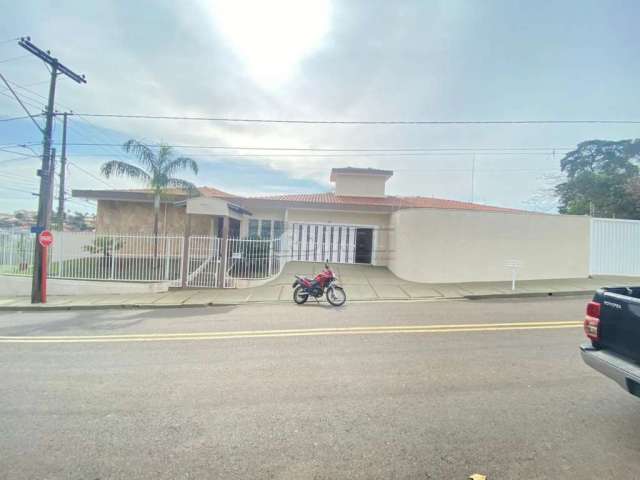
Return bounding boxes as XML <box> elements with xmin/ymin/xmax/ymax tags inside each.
<box><xmin>251</xmin><ymin>192</ymin><xmax>524</xmax><ymax>213</ymax></box>
<box><xmin>76</xmin><ymin>187</ymin><xmax>523</xmax><ymax>213</ymax></box>
<box><xmin>197</xmin><ymin>186</ymin><xmax>235</xmax><ymax>198</ymax></box>
<box><xmin>112</xmin><ymin>187</ymin><xmax>235</xmax><ymax>198</ymax></box>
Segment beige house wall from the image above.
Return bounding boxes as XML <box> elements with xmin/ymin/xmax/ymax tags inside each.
<box><xmin>286</xmin><ymin>208</ymin><xmax>391</xmax><ymax>265</ymax></box>
<box><xmin>96</xmin><ymin>200</ymin><xmax>212</xmax><ymax>235</ymax></box>
<box><xmin>387</xmin><ymin>208</ymin><xmax>590</xmax><ymax>283</ymax></box>
<box><xmin>333</xmin><ymin>174</ymin><xmax>387</xmax><ymax>197</ymax></box>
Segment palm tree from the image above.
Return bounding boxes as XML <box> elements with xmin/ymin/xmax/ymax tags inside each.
<box><xmin>100</xmin><ymin>140</ymin><xmax>199</xmax><ymax>239</ymax></box>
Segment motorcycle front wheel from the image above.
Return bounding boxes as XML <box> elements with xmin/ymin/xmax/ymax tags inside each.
<box><xmin>326</xmin><ymin>286</ymin><xmax>346</xmax><ymax>306</ymax></box>
<box><xmin>293</xmin><ymin>286</ymin><xmax>309</xmax><ymax>304</ymax></box>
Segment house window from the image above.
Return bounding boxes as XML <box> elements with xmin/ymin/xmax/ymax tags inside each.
<box><xmin>248</xmin><ymin>219</ymin><xmax>259</xmax><ymax>237</ymax></box>
<box><xmin>260</xmin><ymin>220</ymin><xmax>272</xmax><ymax>239</ymax></box>
<box><xmin>273</xmin><ymin>220</ymin><xmax>284</xmax><ymax>239</ymax></box>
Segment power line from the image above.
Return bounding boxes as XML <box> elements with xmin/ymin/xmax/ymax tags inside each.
<box><xmin>0</xmin><ymin>74</ymin><xmax>44</xmax><ymax>132</ymax></box>
<box><xmin>72</xmin><ymin>112</ymin><xmax>640</xmax><ymax>125</ymax></box>
<box><xmin>50</xmin><ymin>151</ymin><xmax>566</xmax><ymax>159</ymax></box>
<box><xmin>67</xmin><ymin>161</ymin><xmax>116</xmax><ymax>189</ymax></box>
<box><xmin>0</xmin><ymin>113</ymin><xmax>44</xmax><ymax>122</ymax></box>
<box><xmin>55</xmin><ymin>142</ymin><xmax>574</xmax><ymax>153</ymax></box>
<box><xmin>0</xmin><ymin>37</ymin><xmax>20</xmax><ymax>45</ymax></box>
<box><xmin>0</xmin><ymin>89</ymin><xmax>42</xmax><ymax>109</ymax></box>
<box><xmin>0</xmin><ymin>79</ymin><xmax>48</xmax><ymax>96</ymax></box>
<box><xmin>0</xmin><ymin>86</ymin><xmax>45</xmax><ymax>109</ymax></box>
<box><xmin>0</xmin><ymin>155</ymin><xmax>40</xmax><ymax>166</ymax></box>
<box><xmin>0</xmin><ymin>78</ymin><xmax>49</xmax><ymax>97</ymax></box>
<box><xmin>0</xmin><ymin>185</ymin><xmax>38</xmax><ymax>195</ymax></box>
<box><xmin>0</xmin><ymin>147</ymin><xmax>38</xmax><ymax>157</ymax></box>
<box><xmin>0</xmin><ymin>54</ymin><xmax>30</xmax><ymax>64</ymax></box>
<box><xmin>0</xmin><ymin>81</ymin><xmax>130</xmax><ymax>193</ymax></box>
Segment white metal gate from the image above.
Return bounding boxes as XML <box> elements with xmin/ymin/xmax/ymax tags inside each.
<box><xmin>186</xmin><ymin>236</ymin><xmax>221</xmax><ymax>287</ymax></box>
<box><xmin>287</xmin><ymin>223</ymin><xmax>358</xmax><ymax>264</ymax></box>
<box><xmin>590</xmin><ymin>217</ymin><xmax>640</xmax><ymax>275</ymax></box>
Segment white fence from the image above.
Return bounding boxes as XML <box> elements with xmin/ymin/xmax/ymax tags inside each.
<box><xmin>0</xmin><ymin>230</ymin><xmax>285</xmax><ymax>288</ymax></box>
<box><xmin>590</xmin><ymin>217</ymin><xmax>640</xmax><ymax>276</ymax></box>
<box><xmin>226</xmin><ymin>236</ymin><xmax>284</xmax><ymax>282</ymax></box>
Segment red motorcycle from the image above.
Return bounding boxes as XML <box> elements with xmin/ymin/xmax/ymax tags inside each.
<box><xmin>292</xmin><ymin>262</ymin><xmax>347</xmax><ymax>306</ymax></box>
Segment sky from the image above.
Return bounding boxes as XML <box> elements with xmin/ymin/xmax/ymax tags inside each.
<box><xmin>1</xmin><ymin>0</ymin><xmax>639</xmax><ymax>214</ymax></box>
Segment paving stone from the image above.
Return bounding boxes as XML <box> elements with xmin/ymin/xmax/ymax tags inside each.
<box><xmin>246</xmin><ymin>286</ymin><xmax>283</xmax><ymax>302</ymax></box>
<box><xmin>370</xmin><ymin>284</ymin><xmax>409</xmax><ymax>299</ymax></box>
<box><xmin>400</xmin><ymin>283</ymin><xmax>443</xmax><ymax>299</ymax></box>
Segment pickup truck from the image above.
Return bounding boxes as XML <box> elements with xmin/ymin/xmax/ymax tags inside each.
<box><xmin>580</xmin><ymin>287</ymin><xmax>640</xmax><ymax>398</ymax></box>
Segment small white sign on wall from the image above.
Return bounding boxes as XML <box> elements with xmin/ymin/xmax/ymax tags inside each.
<box><xmin>232</xmin><ymin>252</ymin><xmax>242</xmax><ymax>260</ymax></box>
<box><xmin>504</xmin><ymin>259</ymin><xmax>523</xmax><ymax>291</ymax></box>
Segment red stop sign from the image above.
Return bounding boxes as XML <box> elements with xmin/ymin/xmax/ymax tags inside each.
<box><xmin>38</xmin><ymin>230</ymin><xmax>53</xmax><ymax>248</ymax></box>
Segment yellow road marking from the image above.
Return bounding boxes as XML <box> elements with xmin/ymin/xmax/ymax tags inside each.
<box><xmin>0</xmin><ymin>321</ymin><xmax>582</xmax><ymax>343</ymax></box>
<box><xmin>0</xmin><ymin>320</ymin><xmax>581</xmax><ymax>340</ymax></box>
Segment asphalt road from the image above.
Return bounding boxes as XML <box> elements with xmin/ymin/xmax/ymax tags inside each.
<box><xmin>1</xmin><ymin>296</ymin><xmax>639</xmax><ymax>479</ymax></box>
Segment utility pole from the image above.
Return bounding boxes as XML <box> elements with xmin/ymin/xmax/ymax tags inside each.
<box><xmin>48</xmin><ymin>148</ymin><xmax>56</xmax><ymax>227</ymax></box>
<box><xmin>56</xmin><ymin>112</ymin><xmax>68</xmax><ymax>230</ymax></box>
<box><xmin>17</xmin><ymin>38</ymin><xmax>86</xmax><ymax>303</ymax></box>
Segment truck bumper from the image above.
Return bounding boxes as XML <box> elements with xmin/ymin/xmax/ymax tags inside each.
<box><xmin>580</xmin><ymin>343</ymin><xmax>640</xmax><ymax>398</ymax></box>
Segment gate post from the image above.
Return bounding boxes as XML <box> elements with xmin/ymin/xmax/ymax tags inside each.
<box><xmin>217</xmin><ymin>216</ymin><xmax>229</xmax><ymax>288</ymax></box>
<box><xmin>180</xmin><ymin>214</ymin><xmax>191</xmax><ymax>287</ymax></box>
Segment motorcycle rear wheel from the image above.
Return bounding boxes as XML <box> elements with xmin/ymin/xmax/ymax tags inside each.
<box><xmin>326</xmin><ymin>286</ymin><xmax>346</xmax><ymax>306</ymax></box>
<box><xmin>293</xmin><ymin>286</ymin><xmax>309</xmax><ymax>304</ymax></box>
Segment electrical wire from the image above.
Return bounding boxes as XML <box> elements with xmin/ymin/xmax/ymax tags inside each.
<box><xmin>0</xmin><ymin>155</ymin><xmax>39</xmax><ymax>166</ymax></box>
<box><xmin>67</xmin><ymin>161</ymin><xmax>116</xmax><ymax>189</ymax></box>
<box><xmin>0</xmin><ymin>113</ymin><xmax>44</xmax><ymax>122</ymax></box>
<box><xmin>0</xmin><ymin>54</ymin><xmax>30</xmax><ymax>64</ymax></box>
<box><xmin>0</xmin><ymin>37</ymin><xmax>19</xmax><ymax>46</ymax></box>
<box><xmin>0</xmin><ymin>147</ymin><xmax>38</xmax><ymax>157</ymax></box>
<box><xmin>0</xmin><ymin>185</ymin><xmax>37</xmax><ymax>195</ymax></box>
<box><xmin>55</xmin><ymin>142</ymin><xmax>573</xmax><ymax>153</ymax></box>
<box><xmin>72</xmin><ymin>112</ymin><xmax>640</xmax><ymax>125</ymax></box>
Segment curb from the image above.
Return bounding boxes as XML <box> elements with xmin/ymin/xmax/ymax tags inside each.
<box><xmin>0</xmin><ymin>291</ymin><xmax>593</xmax><ymax>311</ymax></box>
<box><xmin>0</xmin><ymin>296</ymin><xmax>457</xmax><ymax>312</ymax></box>
<box><xmin>0</xmin><ymin>302</ymin><xmax>239</xmax><ymax>312</ymax></box>
<box><xmin>463</xmin><ymin>290</ymin><xmax>592</xmax><ymax>300</ymax></box>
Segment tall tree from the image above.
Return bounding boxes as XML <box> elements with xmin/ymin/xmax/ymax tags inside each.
<box><xmin>556</xmin><ymin>139</ymin><xmax>640</xmax><ymax>218</ymax></box>
<box><xmin>100</xmin><ymin>140</ymin><xmax>199</xmax><ymax>237</ymax></box>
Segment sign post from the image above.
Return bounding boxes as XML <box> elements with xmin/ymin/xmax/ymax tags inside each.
<box><xmin>504</xmin><ymin>259</ymin><xmax>523</xmax><ymax>291</ymax></box>
<box><xmin>38</xmin><ymin>230</ymin><xmax>54</xmax><ymax>303</ymax></box>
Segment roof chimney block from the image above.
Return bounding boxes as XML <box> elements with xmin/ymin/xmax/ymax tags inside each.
<box><xmin>330</xmin><ymin>167</ymin><xmax>393</xmax><ymax>198</ymax></box>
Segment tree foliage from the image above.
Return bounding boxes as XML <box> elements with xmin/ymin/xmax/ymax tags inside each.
<box><xmin>66</xmin><ymin>211</ymin><xmax>94</xmax><ymax>231</ymax></box>
<box><xmin>556</xmin><ymin>139</ymin><xmax>640</xmax><ymax>218</ymax></box>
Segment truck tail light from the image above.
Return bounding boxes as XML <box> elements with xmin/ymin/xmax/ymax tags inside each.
<box><xmin>584</xmin><ymin>301</ymin><xmax>601</xmax><ymax>342</ymax></box>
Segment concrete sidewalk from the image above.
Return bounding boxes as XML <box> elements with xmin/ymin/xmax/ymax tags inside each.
<box><xmin>0</xmin><ymin>261</ymin><xmax>637</xmax><ymax>310</ymax></box>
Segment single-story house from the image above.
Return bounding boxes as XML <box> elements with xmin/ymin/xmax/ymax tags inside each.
<box><xmin>73</xmin><ymin>167</ymin><xmax>590</xmax><ymax>283</ymax></box>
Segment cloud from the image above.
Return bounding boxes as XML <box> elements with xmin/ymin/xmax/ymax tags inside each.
<box><xmin>1</xmin><ymin>0</ymin><xmax>640</xmax><ymax>213</ymax></box>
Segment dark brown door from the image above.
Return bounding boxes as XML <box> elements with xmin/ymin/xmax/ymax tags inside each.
<box><xmin>355</xmin><ymin>228</ymin><xmax>373</xmax><ymax>264</ymax></box>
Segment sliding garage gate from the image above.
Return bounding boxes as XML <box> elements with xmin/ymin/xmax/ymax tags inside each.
<box><xmin>287</xmin><ymin>223</ymin><xmax>373</xmax><ymax>264</ymax></box>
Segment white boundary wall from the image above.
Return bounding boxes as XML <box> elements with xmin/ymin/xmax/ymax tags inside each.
<box><xmin>388</xmin><ymin>208</ymin><xmax>590</xmax><ymax>283</ymax></box>
<box><xmin>590</xmin><ymin>217</ymin><xmax>640</xmax><ymax>275</ymax></box>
